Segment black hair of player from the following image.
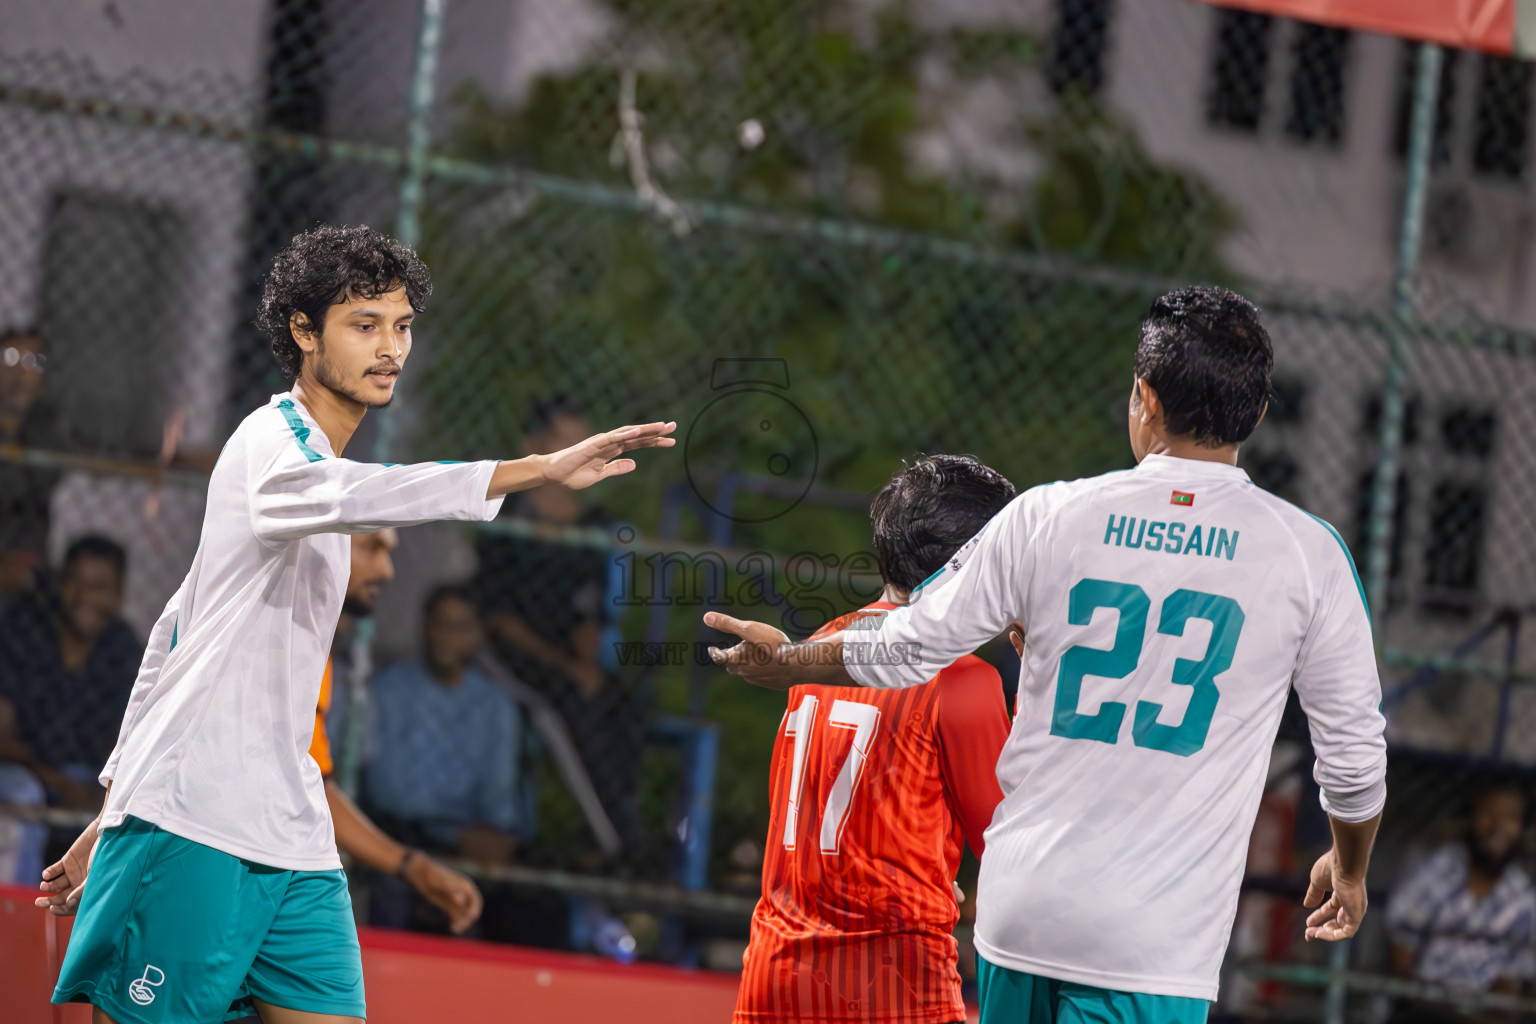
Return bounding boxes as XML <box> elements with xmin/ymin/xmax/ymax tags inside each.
<box><xmin>256</xmin><ymin>225</ymin><xmax>433</xmax><ymax>379</ymax></box>
<box><xmin>423</xmin><ymin>582</ymin><xmax>478</xmax><ymax>621</ymax></box>
<box><xmin>63</xmin><ymin>534</ymin><xmax>127</xmax><ymax>583</ymax></box>
<box><xmin>870</xmin><ymin>454</ymin><xmax>1016</xmax><ymax>594</ymax></box>
<box><xmin>1134</xmin><ymin>285</ymin><xmax>1274</xmax><ymax>447</ymax></box>
<box><xmin>525</xmin><ymin>395</ymin><xmax>587</xmax><ymax>437</ymax></box>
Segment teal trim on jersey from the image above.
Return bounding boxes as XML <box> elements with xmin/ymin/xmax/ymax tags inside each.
<box><xmin>976</xmin><ymin>956</ymin><xmax>1209</xmax><ymax>1024</ymax></box>
<box><xmin>1246</xmin><ymin>483</ymin><xmax>1370</xmax><ymax>623</ymax></box>
<box><xmin>170</xmin><ymin>620</ymin><xmax>178</xmax><ymax>652</ymax></box>
<box><xmin>909</xmin><ymin>563</ymin><xmax>946</xmax><ymax>596</ymax></box>
<box><xmin>276</xmin><ymin>399</ymin><xmax>326</xmax><ymax>464</ymax></box>
<box><xmin>910</xmin><ymin>502</ymin><xmax>1014</xmax><ymax>597</ymax></box>
<box><xmin>1303</xmin><ymin>510</ymin><xmax>1370</xmax><ymax>623</ymax></box>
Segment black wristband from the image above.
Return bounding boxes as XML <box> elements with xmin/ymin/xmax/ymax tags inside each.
<box><xmin>395</xmin><ymin>848</ymin><xmax>418</xmax><ymax>880</ymax></box>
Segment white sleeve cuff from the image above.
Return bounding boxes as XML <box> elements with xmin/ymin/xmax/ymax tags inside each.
<box><xmin>472</xmin><ymin>460</ymin><xmax>507</xmax><ymax>521</ymax></box>
<box><xmin>1319</xmin><ymin>778</ymin><xmax>1386</xmax><ymax>823</ymax></box>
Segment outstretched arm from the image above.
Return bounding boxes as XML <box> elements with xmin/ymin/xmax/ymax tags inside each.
<box><xmin>704</xmin><ymin>613</ymin><xmax>853</xmax><ymax>691</ymax></box>
<box><xmin>707</xmin><ymin>498</ymin><xmax>1029</xmax><ymax>691</ymax></box>
<box><xmin>252</xmin><ymin>421</ymin><xmax>676</xmax><ymax>543</ymax></box>
<box><xmin>488</xmin><ymin>421</ymin><xmax>676</xmax><ymax>497</ymax></box>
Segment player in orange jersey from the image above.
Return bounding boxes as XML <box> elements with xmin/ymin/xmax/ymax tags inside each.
<box><xmin>731</xmin><ymin>454</ymin><xmax>1017</xmax><ymax>1024</ymax></box>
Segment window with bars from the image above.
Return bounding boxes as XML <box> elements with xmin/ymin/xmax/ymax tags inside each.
<box><xmin>1285</xmin><ymin>23</ymin><xmax>1351</xmax><ymax>144</ymax></box>
<box><xmin>1207</xmin><ymin>10</ymin><xmax>1273</xmax><ymax>132</ymax></box>
<box><xmin>1419</xmin><ymin>406</ymin><xmax>1496</xmax><ymax>611</ymax></box>
<box><xmin>1423</xmin><ymin>482</ymin><xmax>1487</xmax><ymax>605</ymax></box>
<box><xmin>1473</xmin><ymin>55</ymin><xmax>1533</xmax><ymax>180</ymax></box>
<box><xmin>1048</xmin><ymin>0</ymin><xmax>1114</xmax><ymax>97</ymax></box>
<box><xmin>38</xmin><ymin>191</ymin><xmax>186</xmax><ymax>459</ymax></box>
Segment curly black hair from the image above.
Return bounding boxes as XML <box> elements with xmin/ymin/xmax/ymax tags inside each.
<box><xmin>870</xmin><ymin>453</ymin><xmax>1016</xmax><ymax>593</ymax></box>
<box><xmin>255</xmin><ymin>225</ymin><xmax>433</xmax><ymax>379</ymax></box>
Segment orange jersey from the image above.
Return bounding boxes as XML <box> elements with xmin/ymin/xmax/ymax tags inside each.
<box><xmin>735</xmin><ymin>602</ymin><xmax>1011</xmax><ymax>1024</ymax></box>
<box><xmin>308</xmin><ymin>657</ymin><xmax>334</xmax><ymax>777</ymax></box>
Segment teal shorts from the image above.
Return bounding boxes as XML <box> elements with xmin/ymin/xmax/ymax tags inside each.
<box><xmin>53</xmin><ymin>816</ymin><xmax>365</xmax><ymax>1022</ymax></box>
<box><xmin>977</xmin><ymin>955</ymin><xmax>1209</xmax><ymax>1024</ymax></box>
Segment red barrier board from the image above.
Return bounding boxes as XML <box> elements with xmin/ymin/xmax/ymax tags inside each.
<box><xmin>1185</xmin><ymin>0</ymin><xmax>1529</xmax><ymax>56</ymax></box>
<box><xmin>0</xmin><ymin>886</ymin><xmax>740</xmax><ymax>1024</ymax></box>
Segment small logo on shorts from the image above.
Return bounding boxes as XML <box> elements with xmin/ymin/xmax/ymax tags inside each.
<box><xmin>128</xmin><ymin>965</ymin><xmax>165</xmax><ymax>1006</ymax></box>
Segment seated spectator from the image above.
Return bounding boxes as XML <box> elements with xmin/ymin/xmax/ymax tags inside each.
<box><xmin>0</xmin><ymin>328</ymin><xmax>66</xmax><ymax>599</ymax></box>
<box><xmin>477</xmin><ymin>397</ymin><xmax>645</xmax><ymax>850</ymax></box>
<box><xmin>1387</xmin><ymin>781</ymin><xmax>1536</xmax><ymax>1016</ymax></box>
<box><xmin>364</xmin><ymin>585</ymin><xmax>523</xmax><ymax>866</ymax></box>
<box><xmin>0</xmin><ymin>535</ymin><xmax>142</xmax><ymax>809</ymax></box>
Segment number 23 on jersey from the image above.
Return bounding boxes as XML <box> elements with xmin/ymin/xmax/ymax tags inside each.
<box><xmin>1052</xmin><ymin>578</ymin><xmax>1245</xmax><ymax>757</ymax></box>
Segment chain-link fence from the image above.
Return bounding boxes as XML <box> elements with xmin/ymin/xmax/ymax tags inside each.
<box><xmin>2</xmin><ymin>0</ymin><xmax>1536</xmax><ymax>1011</ymax></box>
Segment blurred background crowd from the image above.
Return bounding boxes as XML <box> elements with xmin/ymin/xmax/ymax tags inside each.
<box><xmin>4</xmin><ymin>1</ymin><xmax>1536</xmax><ymax>1021</ymax></box>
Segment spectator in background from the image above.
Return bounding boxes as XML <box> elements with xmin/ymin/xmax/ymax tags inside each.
<box><xmin>477</xmin><ymin>397</ymin><xmax>645</xmax><ymax>850</ymax></box>
<box><xmin>312</xmin><ymin>529</ymin><xmax>484</xmax><ymax>935</ymax></box>
<box><xmin>365</xmin><ymin>585</ymin><xmax>522</xmax><ymax>867</ymax></box>
<box><xmin>0</xmin><ymin>536</ymin><xmax>141</xmax><ymax>809</ymax></box>
<box><xmin>1387</xmin><ymin>781</ymin><xmax>1536</xmax><ymax>1019</ymax></box>
<box><xmin>0</xmin><ymin>328</ymin><xmax>65</xmax><ymax>598</ymax></box>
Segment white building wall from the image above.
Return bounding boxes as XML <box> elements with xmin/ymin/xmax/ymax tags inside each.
<box><xmin>0</xmin><ymin>0</ymin><xmax>269</xmax><ymax>632</ymax></box>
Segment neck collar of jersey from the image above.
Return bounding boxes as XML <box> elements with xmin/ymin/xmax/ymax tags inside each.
<box><xmin>271</xmin><ymin>391</ymin><xmax>337</xmax><ymax>459</ymax></box>
<box><xmin>1133</xmin><ymin>452</ymin><xmax>1251</xmax><ymax>482</ymax></box>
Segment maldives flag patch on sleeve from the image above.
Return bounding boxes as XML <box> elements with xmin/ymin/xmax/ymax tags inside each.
<box><xmin>1171</xmin><ymin>491</ymin><xmax>1195</xmax><ymax>506</ymax></box>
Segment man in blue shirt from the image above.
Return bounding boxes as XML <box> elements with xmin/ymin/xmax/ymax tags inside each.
<box><xmin>365</xmin><ymin>584</ymin><xmax>522</xmax><ymax>866</ymax></box>
<box><xmin>0</xmin><ymin>536</ymin><xmax>142</xmax><ymax>808</ymax></box>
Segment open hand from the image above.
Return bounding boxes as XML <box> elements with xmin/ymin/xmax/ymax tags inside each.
<box><xmin>1303</xmin><ymin>848</ymin><xmax>1368</xmax><ymax>941</ymax></box>
<box><xmin>704</xmin><ymin>612</ymin><xmax>798</xmax><ymax>690</ymax></box>
<box><xmin>36</xmin><ymin>817</ymin><xmax>100</xmax><ymax>916</ymax></box>
<box><xmin>541</xmin><ymin>422</ymin><xmax>676</xmax><ymax>490</ymax></box>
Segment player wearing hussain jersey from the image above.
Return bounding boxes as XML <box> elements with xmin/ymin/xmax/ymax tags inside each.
<box><xmin>710</xmin><ymin>287</ymin><xmax>1388</xmax><ymax>1023</ymax></box>
<box><xmin>36</xmin><ymin>225</ymin><xmax>675</xmax><ymax>1024</ymax></box>
<box><xmin>734</xmin><ymin>454</ymin><xmax>1015</xmax><ymax>1024</ymax></box>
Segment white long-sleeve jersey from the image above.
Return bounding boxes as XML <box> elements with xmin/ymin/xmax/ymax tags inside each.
<box><xmin>99</xmin><ymin>393</ymin><xmax>505</xmax><ymax>870</ymax></box>
<box><xmin>845</xmin><ymin>454</ymin><xmax>1386</xmax><ymax>1000</ymax></box>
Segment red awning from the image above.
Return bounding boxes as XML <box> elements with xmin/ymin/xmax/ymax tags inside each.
<box><xmin>1184</xmin><ymin>0</ymin><xmax>1533</xmax><ymax>57</ymax></box>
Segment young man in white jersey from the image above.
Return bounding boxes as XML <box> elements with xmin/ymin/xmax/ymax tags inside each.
<box><xmin>35</xmin><ymin>224</ymin><xmax>675</xmax><ymax>1024</ymax></box>
<box><xmin>706</xmin><ymin>286</ymin><xmax>1387</xmax><ymax>1022</ymax></box>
